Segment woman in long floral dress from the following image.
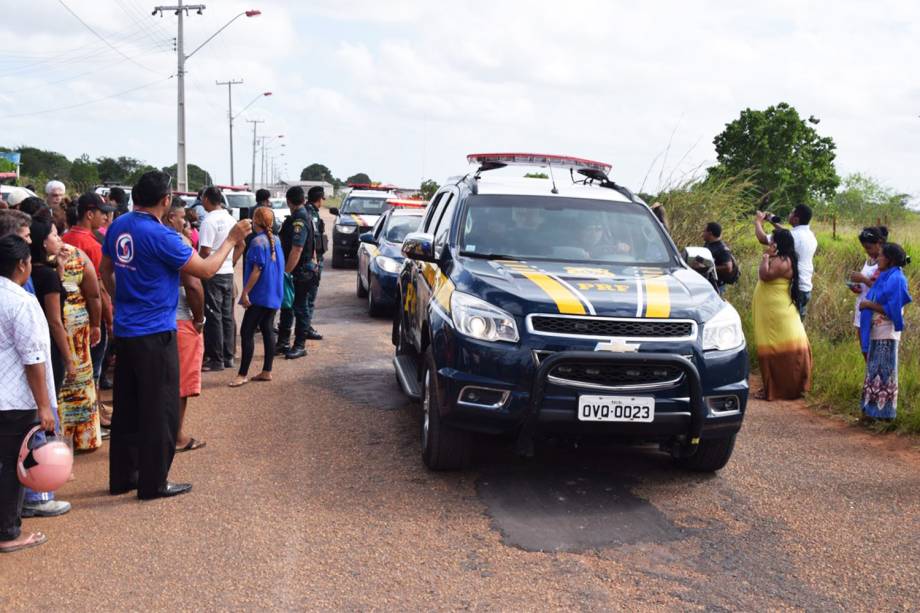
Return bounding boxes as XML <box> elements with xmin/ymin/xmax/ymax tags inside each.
<box><xmin>858</xmin><ymin>243</ymin><xmax>912</xmax><ymax>421</ymax></box>
<box><xmin>58</xmin><ymin>243</ymin><xmax>103</xmax><ymax>451</ymax></box>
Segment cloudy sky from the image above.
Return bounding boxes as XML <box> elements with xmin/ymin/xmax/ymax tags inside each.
<box><xmin>1</xmin><ymin>0</ymin><xmax>918</xmax><ymax>198</ymax></box>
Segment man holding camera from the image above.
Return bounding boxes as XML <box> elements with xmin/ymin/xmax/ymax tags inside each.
<box><xmin>755</xmin><ymin>204</ymin><xmax>818</xmax><ymax>319</ymax></box>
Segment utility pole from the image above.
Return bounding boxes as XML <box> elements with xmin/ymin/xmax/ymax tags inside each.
<box><xmin>246</xmin><ymin>119</ymin><xmax>263</xmax><ymax>188</ymax></box>
<box><xmin>216</xmin><ymin>78</ymin><xmax>243</xmax><ymax>184</ymax></box>
<box><xmin>153</xmin><ymin>4</ymin><xmax>261</xmax><ymax>191</ymax></box>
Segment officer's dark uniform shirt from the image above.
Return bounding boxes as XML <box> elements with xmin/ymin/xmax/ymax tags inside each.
<box><xmin>279</xmin><ymin>206</ymin><xmax>314</xmax><ymax>274</ymax></box>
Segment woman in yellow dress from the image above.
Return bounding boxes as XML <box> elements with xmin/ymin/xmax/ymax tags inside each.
<box><xmin>58</xmin><ymin>242</ymin><xmax>103</xmax><ymax>451</ymax></box>
<box><xmin>752</xmin><ymin>228</ymin><xmax>813</xmax><ymax>400</ymax></box>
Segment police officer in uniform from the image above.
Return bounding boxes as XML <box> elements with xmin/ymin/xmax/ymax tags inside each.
<box><xmin>303</xmin><ymin>186</ymin><xmax>327</xmax><ymax>340</ymax></box>
<box><xmin>276</xmin><ymin>186</ymin><xmax>316</xmax><ymax>359</ymax></box>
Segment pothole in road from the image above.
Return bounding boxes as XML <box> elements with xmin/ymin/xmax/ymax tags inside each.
<box><xmin>476</xmin><ymin>448</ymin><xmax>687</xmax><ymax>553</ymax></box>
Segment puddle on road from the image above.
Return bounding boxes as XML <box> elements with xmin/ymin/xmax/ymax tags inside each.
<box><xmin>476</xmin><ymin>449</ymin><xmax>686</xmax><ymax>553</ymax></box>
<box><xmin>317</xmin><ymin>358</ymin><xmax>407</xmax><ymax>411</ymax></box>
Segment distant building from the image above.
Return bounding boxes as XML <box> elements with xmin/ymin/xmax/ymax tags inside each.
<box><xmin>269</xmin><ymin>179</ymin><xmax>335</xmax><ymax>199</ymax></box>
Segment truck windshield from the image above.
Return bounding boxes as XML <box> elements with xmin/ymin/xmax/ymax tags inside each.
<box><xmin>342</xmin><ymin>197</ymin><xmax>389</xmax><ymax>215</ymax></box>
<box><xmin>384</xmin><ymin>215</ymin><xmax>423</xmax><ymax>243</ymax></box>
<box><xmin>459</xmin><ymin>195</ymin><xmax>675</xmax><ymax>265</ymax></box>
<box><xmin>226</xmin><ymin>193</ymin><xmax>256</xmax><ymax>209</ymax></box>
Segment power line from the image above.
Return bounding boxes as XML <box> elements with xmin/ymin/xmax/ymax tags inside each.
<box><xmin>117</xmin><ymin>1</ymin><xmax>174</xmax><ymax>52</ymax></box>
<box><xmin>0</xmin><ymin>75</ymin><xmax>174</xmax><ymax>119</ymax></box>
<box><xmin>0</xmin><ymin>26</ymin><xmax>167</xmax><ymax>78</ymax></box>
<box><xmin>57</xmin><ymin>0</ymin><xmax>159</xmax><ymax>74</ymax></box>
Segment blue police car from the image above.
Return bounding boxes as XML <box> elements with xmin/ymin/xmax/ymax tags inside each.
<box><xmin>356</xmin><ymin>202</ymin><xmax>427</xmax><ymax>316</ymax></box>
<box><xmin>392</xmin><ymin>153</ymin><xmax>749</xmax><ymax>472</ymax></box>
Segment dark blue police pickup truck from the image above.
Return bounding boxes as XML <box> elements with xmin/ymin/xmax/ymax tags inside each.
<box><xmin>392</xmin><ymin>153</ymin><xmax>749</xmax><ymax>471</ymax></box>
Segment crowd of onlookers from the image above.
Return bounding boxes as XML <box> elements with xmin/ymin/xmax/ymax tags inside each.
<box><xmin>700</xmin><ymin>204</ymin><xmax>911</xmax><ymax>422</ymax></box>
<box><xmin>1</xmin><ymin>174</ymin><xmax>326</xmax><ymax>552</ymax></box>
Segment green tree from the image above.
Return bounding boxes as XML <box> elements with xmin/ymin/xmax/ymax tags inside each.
<box><xmin>161</xmin><ymin>163</ymin><xmax>213</xmax><ymax>192</ymax></box>
<box><xmin>18</xmin><ymin>146</ymin><xmax>72</xmax><ymax>182</ymax></box>
<box><xmin>826</xmin><ymin>173</ymin><xmax>909</xmax><ymax>222</ymax></box>
<box><xmin>419</xmin><ymin>179</ymin><xmax>439</xmax><ymax>200</ymax></box>
<box><xmin>96</xmin><ymin>156</ymin><xmax>146</xmax><ymax>184</ymax></box>
<box><xmin>301</xmin><ymin>163</ymin><xmax>334</xmax><ymax>182</ymax></box>
<box><xmin>69</xmin><ymin>154</ymin><xmax>100</xmax><ymax>190</ymax></box>
<box><xmin>709</xmin><ymin>102</ymin><xmax>840</xmax><ymax>213</ymax></box>
<box><xmin>523</xmin><ymin>172</ymin><xmax>549</xmax><ymax>179</ymax></box>
<box><xmin>346</xmin><ymin>172</ymin><xmax>371</xmax><ymax>185</ymax></box>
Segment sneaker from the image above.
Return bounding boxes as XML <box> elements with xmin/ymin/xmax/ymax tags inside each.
<box><xmin>21</xmin><ymin>499</ymin><xmax>72</xmax><ymax>518</ymax></box>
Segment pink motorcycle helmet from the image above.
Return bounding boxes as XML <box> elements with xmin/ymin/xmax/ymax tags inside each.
<box><xmin>17</xmin><ymin>426</ymin><xmax>73</xmax><ymax>493</ymax></box>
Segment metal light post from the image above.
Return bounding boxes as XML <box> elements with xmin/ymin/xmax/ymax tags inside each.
<box><xmin>152</xmin><ymin>3</ymin><xmax>261</xmax><ymax>191</ymax></box>
<box><xmin>216</xmin><ymin>78</ymin><xmax>242</xmax><ymax>183</ymax></box>
<box><xmin>218</xmin><ymin>87</ymin><xmax>270</xmax><ymax>185</ymax></box>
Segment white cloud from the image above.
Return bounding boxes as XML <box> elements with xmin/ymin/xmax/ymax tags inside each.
<box><xmin>1</xmin><ymin>0</ymin><xmax>918</xmax><ymax>197</ymax></box>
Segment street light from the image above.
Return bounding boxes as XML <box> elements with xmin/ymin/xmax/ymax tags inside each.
<box><xmin>152</xmin><ymin>2</ymin><xmax>261</xmax><ymax>191</ymax></box>
<box><xmin>219</xmin><ymin>88</ymin><xmax>271</xmax><ymax>185</ymax></box>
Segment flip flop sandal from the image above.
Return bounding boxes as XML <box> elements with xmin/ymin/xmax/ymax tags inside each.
<box><xmin>251</xmin><ymin>374</ymin><xmax>272</xmax><ymax>382</ymax></box>
<box><xmin>228</xmin><ymin>378</ymin><xmax>249</xmax><ymax>388</ymax></box>
<box><xmin>176</xmin><ymin>438</ymin><xmax>206</xmax><ymax>453</ymax></box>
<box><xmin>0</xmin><ymin>532</ymin><xmax>47</xmax><ymax>554</ymax></box>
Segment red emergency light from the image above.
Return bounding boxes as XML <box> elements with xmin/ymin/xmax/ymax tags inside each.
<box><xmin>386</xmin><ymin>198</ymin><xmax>427</xmax><ymax>208</ymax></box>
<box><xmin>348</xmin><ymin>183</ymin><xmax>396</xmax><ymax>190</ymax></box>
<box><xmin>215</xmin><ymin>184</ymin><xmax>250</xmax><ymax>192</ymax></box>
<box><xmin>466</xmin><ymin>152</ymin><xmax>612</xmax><ymax>174</ymax></box>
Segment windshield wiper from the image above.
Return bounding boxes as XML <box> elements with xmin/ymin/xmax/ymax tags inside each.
<box><xmin>459</xmin><ymin>251</ymin><xmax>519</xmax><ymax>260</ymax></box>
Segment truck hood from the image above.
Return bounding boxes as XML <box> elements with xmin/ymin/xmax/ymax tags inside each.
<box><xmin>455</xmin><ymin>257</ymin><xmax>723</xmax><ymax>323</ymax></box>
<box><xmin>337</xmin><ymin>213</ymin><xmax>381</xmax><ymax>228</ymax></box>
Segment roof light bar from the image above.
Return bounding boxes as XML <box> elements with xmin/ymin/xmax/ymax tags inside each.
<box><xmin>386</xmin><ymin>198</ymin><xmax>427</xmax><ymax>208</ymax></box>
<box><xmin>466</xmin><ymin>152</ymin><xmax>612</xmax><ymax>174</ymax></box>
<box><xmin>348</xmin><ymin>183</ymin><xmax>397</xmax><ymax>190</ymax></box>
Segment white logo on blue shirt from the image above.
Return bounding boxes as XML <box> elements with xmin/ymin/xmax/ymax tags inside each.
<box><xmin>116</xmin><ymin>233</ymin><xmax>134</xmax><ymax>264</ymax></box>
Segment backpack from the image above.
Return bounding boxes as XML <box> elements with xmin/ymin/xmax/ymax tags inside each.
<box><xmin>721</xmin><ymin>251</ymin><xmax>741</xmax><ymax>285</ymax></box>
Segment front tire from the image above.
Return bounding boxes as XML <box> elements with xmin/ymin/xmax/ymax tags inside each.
<box><xmin>674</xmin><ymin>435</ymin><xmax>736</xmax><ymax>472</ymax></box>
<box><xmin>367</xmin><ymin>275</ymin><xmax>385</xmax><ymax>317</ymax></box>
<box><xmin>421</xmin><ymin>351</ymin><xmax>471</xmax><ymax>471</ymax></box>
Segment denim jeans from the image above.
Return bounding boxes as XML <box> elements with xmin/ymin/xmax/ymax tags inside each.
<box><xmin>797</xmin><ymin>290</ymin><xmax>811</xmax><ymax>320</ymax></box>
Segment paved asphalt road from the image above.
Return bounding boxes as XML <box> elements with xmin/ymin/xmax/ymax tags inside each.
<box><xmin>3</xmin><ymin>229</ymin><xmax>919</xmax><ymax>610</ymax></box>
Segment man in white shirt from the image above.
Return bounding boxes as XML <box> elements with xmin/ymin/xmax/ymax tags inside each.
<box><xmin>755</xmin><ymin>204</ymin><xmax>818</xmax><ymax>319</ymax></box>
<box><xmin>0</xmin><ymin>235</ymin><xmax>56</xmax><ymax>552</ymax></box>
<box><xmin>198</xmin><ymin>187</ymin><xmax>237</xmax><ymax>371</ymax></box>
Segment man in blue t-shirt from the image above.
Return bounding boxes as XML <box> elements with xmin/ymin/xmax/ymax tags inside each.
<box><xmin>100</xmin><ymin>171</ymin><xmax>251</xmax><ymax>500</ymax></box>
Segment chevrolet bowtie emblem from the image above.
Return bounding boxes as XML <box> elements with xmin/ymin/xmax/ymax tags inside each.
<box><xmin>595</xmin><ymin>340</ymin><xmax>640</xmax><ymax>353</ymax></box>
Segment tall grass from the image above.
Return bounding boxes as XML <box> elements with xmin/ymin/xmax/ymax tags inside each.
<box><xmin>658</xmin><ymin>179</ymin><xmax>920</xmax><ymax>435</ymax></box>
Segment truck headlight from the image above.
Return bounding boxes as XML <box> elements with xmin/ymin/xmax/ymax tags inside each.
<box><xmin>335</xmin><ymin>224</ymin><xmax>357</xmax><ymax>234</ymax></box>
<box><xmin>702</xmin><ymin>303</ymin><xmax>745</xmax><ymax>351</ymax></box>
<box><xmin>375</xmin><ymin>255</ymin><xmax>401</xmax><ymax>273</ymax></box>
<box><xmin>451</xmin><ymin>292</ymin><xmax>519</xmax><ymax>343</ymax></box>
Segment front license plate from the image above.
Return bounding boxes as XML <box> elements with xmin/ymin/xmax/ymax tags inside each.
<box><xmin>577</xmin><ymin>395</ymin><xmax>655</xmax><ymax>423</ymax></box>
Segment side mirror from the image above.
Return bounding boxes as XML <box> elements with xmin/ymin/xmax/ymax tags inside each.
<box><xmin>358</xmin><ymin>231</ymin><xmax>377</xmax><ymax>245</ymax></box>
<box><xmin>402</xmin><ymin>232</ymin><xmax>437</xmax><ymax>262</ymax></box>
<box><xmin>328</xmin><ymin>207</ymin><xmax>339</xmax><ymax>216</ymax></box>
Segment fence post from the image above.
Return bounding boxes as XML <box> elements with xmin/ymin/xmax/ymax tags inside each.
<box><xmin>832</xmin><ymin>214</ymin><xmax>836</xmax><ymax>240</ymax></box>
